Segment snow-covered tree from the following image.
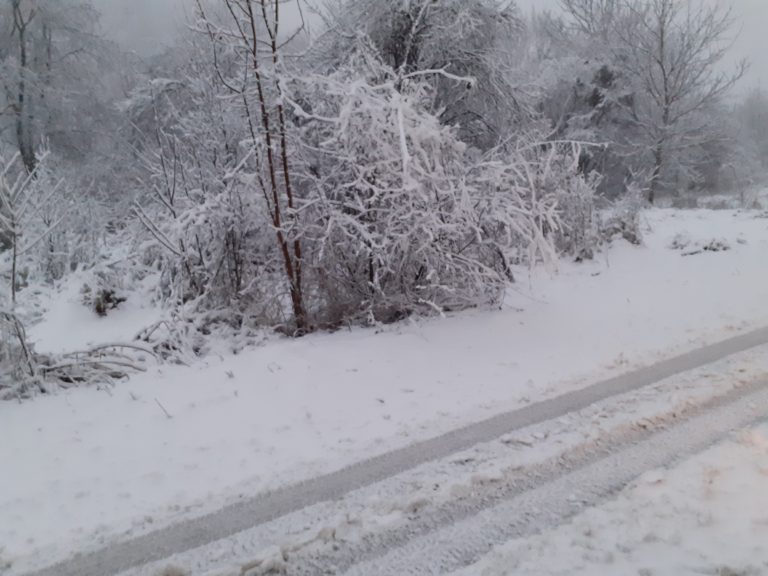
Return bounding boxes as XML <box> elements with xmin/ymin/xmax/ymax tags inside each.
<box><xmin>0</xmin><ymin>0</ymin><xmax>117</xmax><ymax>172</ymax></box>
<box><xmin>191</xmin><ymin>0</ymin><xmax>311</xmax><ymax>334</ymax></box>
<box><xmin>313</xmin><ymin>0</ymin><xmax>532</xmax><ymax>150</ymax></box>
<box><xmin>290</xmin><ymin>48</ymin><xmax>586</xmax><ymax>321</ymax></box>
<box><xmin>735</xmin><ymin>88</ymin><xmax>768</xmax><ymax>172</ymax></box>
<box><xmin>556</xmin><ymin>0</ymin><xmax>746</xmax><ymax>202</ymax></box>
<box><xmin>0</xmin><ymin>152</ymin><xmax>63</xmax><ymax>304</ymax></box>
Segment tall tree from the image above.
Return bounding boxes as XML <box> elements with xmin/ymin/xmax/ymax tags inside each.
<box><xmin>610</xmin><ymin>0</ymin><xmax>746</xmax><ymax>202</ymax></box>
<box><xmin>555</xmin><ymin>0</ymin><xmax>746</xmax><ymax>202</ymax></box>
<box><xmin>313</xmin><ymin>0</ymin><xmax>530</xmax><ymax>149</ymax></box>
<box><xmin>196</xmin><ymin>0</ymin><xmax>309</xmax><ymax>334</ymax></box>
<box><xmin>0</xmin><ymin>0</ymin><xmax>109</xmax><ymax>172</ymax></box>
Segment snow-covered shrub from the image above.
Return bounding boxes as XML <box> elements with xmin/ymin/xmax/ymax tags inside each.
<box><xmin>313</xmin><ymin>0</ymin><xmax>530</xmax><ymax>150</ymax></box>
<box><xmin>29</xmin><ymin>161</ymin><xmax>81</xmax><ymax>283</ymax></box>
<box><xmin>291</xmin><ymin>54</ymin><xmax>579</xmax><ymax>323</ymax></box>
<box><xmin>112</xmin><ymin>4</ymin><xmax>601</xmax><ymax>341</ymax></box>
<box><xmin>125</xmin><ymin>70</ymin><xmax>295</xmax><ymax>342</ymax></box>
<box><xmin>0</xmin><ymin>310</ymin><xmax>40</xmax><ymax>400</ymax></box>
<box><xmin>0</xmin><ymin>152</ymin><xmax>70</xmax><ymax>304</ymax></box>
<box><xmin>128</xmin><ymin>28</ymin><xmax>603</xmax><ymax>333</ymax></box>
<box><xmin>133</xmin><ymin>124</ymin><xmax>285</xmax><ymax>326</ymax></box>
<box><xmin>0</xmin><ymin>149</ymin><xmax>109</xmax><ymax>319</ymax></box>
<box><xmin>599</xmin><ymin>182</ymin><xmax>644</xmax><ymax>246</ymax></box>
<box><xmin>668</xmin><ymin>233</ymin><xmax>691</xmax><ymax>251</ymax></box>
<box><xmin>81</xmin><ymin>274</ymin><xmax>127</xmax><ymax>317</ymax></box>
<box><xmin>510</xmin><ymin>141</ymin><xmax>602</xmax><ymax>261</ymax></box>
<box><xmin>702</xmin><ymin>239</ymin><xmax>731</xmax><ymax>253</ymax></box>
<box><xmin>555</xmin><ymin>172</ymin><xmax>600</xmax><ymax>261</ymax></box>
<box><xmin>673</xmin><ymin>238</ymin><xmax>731</xmax><ymax>257</ymax></box>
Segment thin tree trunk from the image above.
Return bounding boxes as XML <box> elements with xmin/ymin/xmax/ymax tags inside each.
<box><xmin>649</xmin><ymin>142</ymin><xmax>664</xmax><ymax>205</ymax></box>
<box><xmin>13</xmin><ymin>1</ymin><xmax>37</xmax><ymax>174</ymax></box>
<box><xmin>243</xmin><ymin>0</ymin><xmax>308</xmax><ymax>334</ymax></box>
<box><xmin>11</xmin><ymin>228</ymin><xmax>18</xmax><ymax>306</ymax></box>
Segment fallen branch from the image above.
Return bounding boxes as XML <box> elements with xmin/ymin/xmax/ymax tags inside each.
<box><xmin>64</xmin><ymin>342</ymin><xmax>158</xmax><ymax>359</ymax></box>
<box><xmin>42</xmin><ymin>359</ymin><xmax>148</xmax><ymax>374</ymax></box>
<box><xmin>155</xmin><ymin>398</ymin><xmax>173</xmax><ymax>419</ymax></box>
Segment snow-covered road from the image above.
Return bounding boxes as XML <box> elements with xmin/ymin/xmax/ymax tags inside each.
<box><xmin>341</xmin><ymin>382</ymin><xmax>768</xmax><ymax>576</ymax></box>
<box><xmin>455</xmin><ymin>425</ymin><xmax>768</xmax><ymax>576</ymax></box>
<box><xmin>19</xmin><ymin>347</ymin><xmax>768</xmax><ymax>576</ymax></box>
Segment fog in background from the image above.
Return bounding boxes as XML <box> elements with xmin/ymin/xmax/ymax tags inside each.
<box><xmin>517</xmin><ymin>0</ymin><xmax>768</xmax><ymax>95</ymax></box>
<box><xmin>93</xmin><ymin>0</ymin><xmax>767</xmax><ymax>92</ymax></box>
<box><xmin>92</xmin><ymin>0</ymin><xmax>188</xmax><ymax>56</ymax></box>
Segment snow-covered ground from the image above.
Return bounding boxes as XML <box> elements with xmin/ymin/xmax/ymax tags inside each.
<box><xmin>2</xmin><ymin>208</ymin><xmax>768</xmax><ymax>574</ymax></box>
<box><xmin>24</xmin><ymin>271</ymin><xmax>160</xmax><ymax>355</ymax></box>
<box><xmin>120</xmin><ymin>341</ymin><xmax>768</xmax><ymax>576</ymax></box>
<box><xmin>453</xmin><ymin>423</ymin><xmax>768</xmax><ymax>576</ymax></box>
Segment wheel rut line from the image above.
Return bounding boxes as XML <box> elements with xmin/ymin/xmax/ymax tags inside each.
<box><xmin>340</xmin><ymin>381</ymin><xmax>768</xmax><ymax>575</ymax></box>
<box><xmin>278</xmin><ymin>377</ymin><xmax>768</xmax><ymax>575</ymax></box>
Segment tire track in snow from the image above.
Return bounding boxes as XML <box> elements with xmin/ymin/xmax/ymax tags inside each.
<box><xmin>337</xmin><ymin>380</ymin><xmax>768</xmax><ymax>576</ymax></box>
<box><xmin>21</xmin><ymin>326</ymin><xmax>768</xmax><ymax>576</ymax></box>
<box><xmin>267</xmin><ymin>374</ymin><xmax>768</xmax><ymax>576</ymax></box>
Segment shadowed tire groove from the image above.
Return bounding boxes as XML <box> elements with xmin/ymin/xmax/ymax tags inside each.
<box><xmin>291</xmin><ymin>377</ymin><xmax>768</xmax><ymax>575</ymax></box>
<box><xmin>340</xmin><ymin>380</ymin><xmax>768</xmax><ymax>575</ymax></box>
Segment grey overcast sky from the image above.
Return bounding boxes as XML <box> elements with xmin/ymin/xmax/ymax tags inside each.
<box><xmin>94</xmin><ymin>0</ymin><xmax>767</xmax><ymax>93</ymax></box>
<box><xmin>92</xmin><ymin>0</ymin><xmax>186</xmax><ymax>56</ymax></box>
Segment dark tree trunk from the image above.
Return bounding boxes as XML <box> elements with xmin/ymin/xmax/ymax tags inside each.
<box><xmin>649</xmin><ymin>142</ymin><xmax>664</xmax><ymax>205</ymax></box>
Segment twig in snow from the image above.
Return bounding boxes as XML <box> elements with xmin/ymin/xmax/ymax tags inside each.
<box><xmin>155</xmin><ymin>398</ymin><xmax>173</xmax><ymax>419</ymax></box>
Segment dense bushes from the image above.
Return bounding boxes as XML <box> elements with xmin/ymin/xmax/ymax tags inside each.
<box><xmin>129</xmin><ymin>32</ymin><xmax>596</xmax><ymax>333</ymax></box>
<box><xmin>1</xmin><ymin>0</ymin><xmax>749</xmax><ymax>388</ymax></box>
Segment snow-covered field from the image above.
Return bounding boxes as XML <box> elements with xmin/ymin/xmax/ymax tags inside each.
<box><xmin>454</xmin><ymin>423</ymin><xmax>768</xmax><ymax>576</ymax></box>
<box><xmin>2</xmin><ymin>208</ymin><xmax>768</xmax><ymax>574</ymax></box>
